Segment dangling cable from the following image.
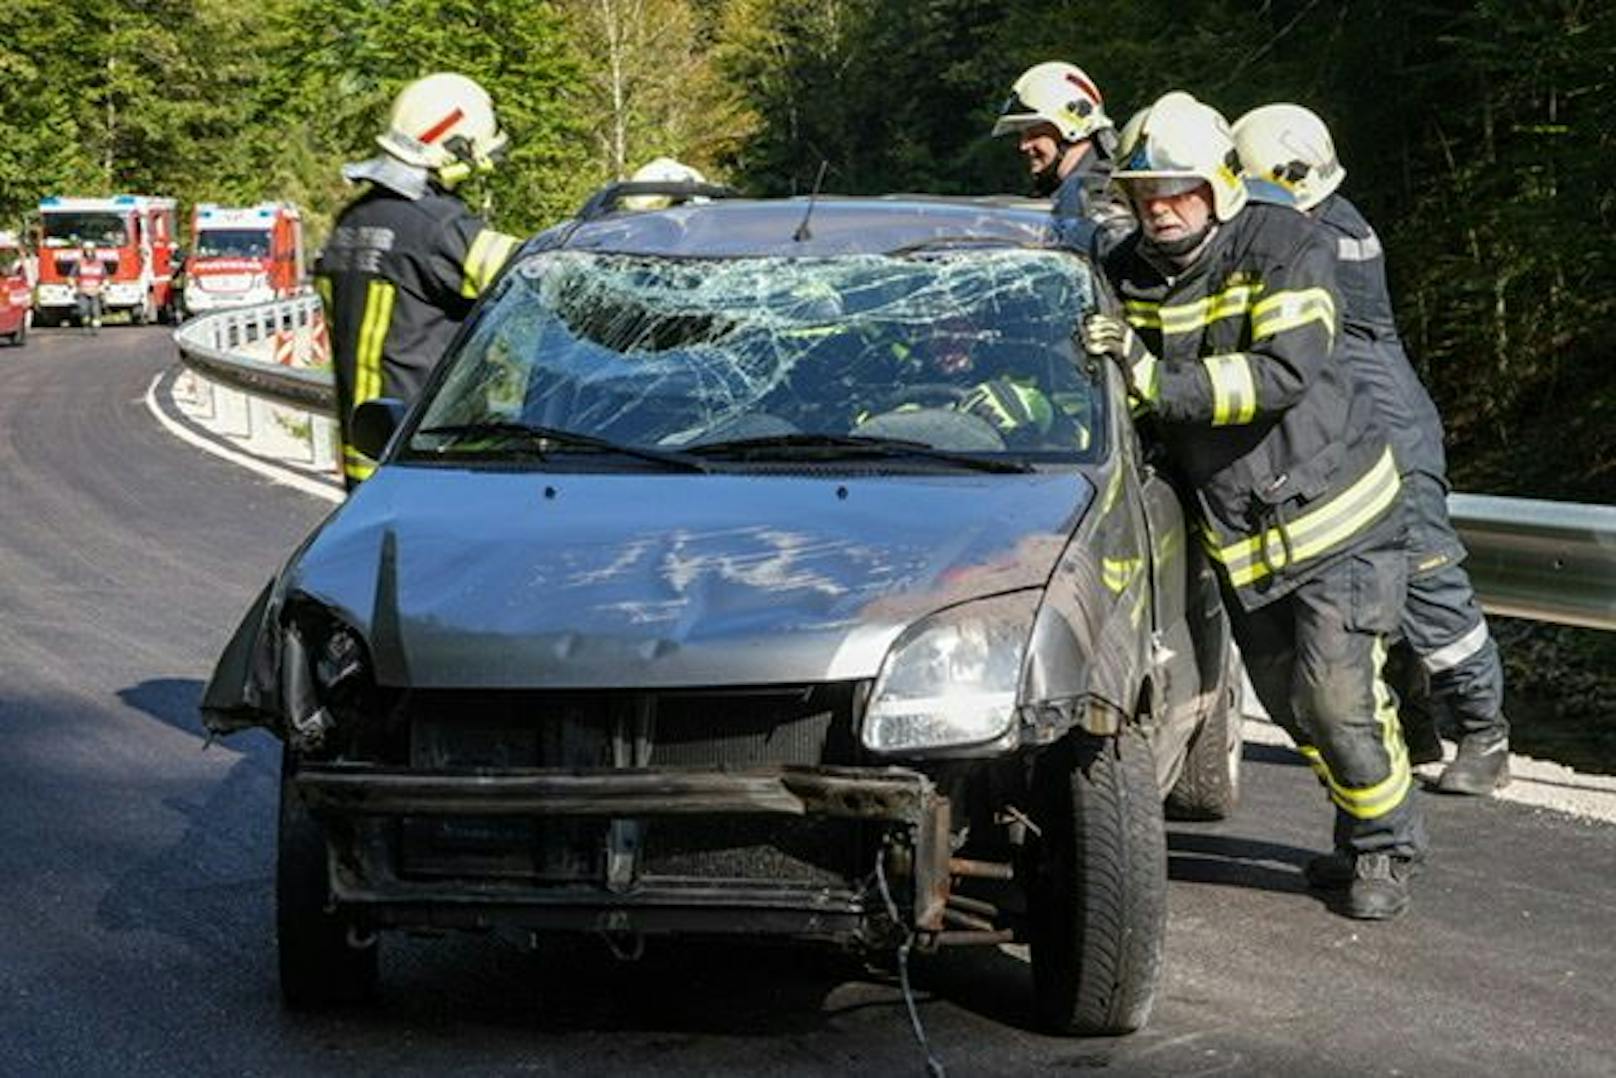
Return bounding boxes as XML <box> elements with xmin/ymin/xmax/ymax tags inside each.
<box><xmin>874</xmin><ymin>852</ymin><xmax>946</xmax><ymax>1078</ymax></box>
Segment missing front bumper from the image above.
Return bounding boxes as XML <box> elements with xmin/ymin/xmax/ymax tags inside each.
<box><xmin>293</xmin><ymin>763</ymin><xmax>952</xmax><ymax>942</ymax></box>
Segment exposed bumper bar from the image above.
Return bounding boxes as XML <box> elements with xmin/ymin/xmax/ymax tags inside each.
<box><xmin>294</xmin><ymin>763</ymin><xmax>938</xmax><ymax>823</ymax></box>
<box><xmin>295</xmin><ymin>763</ymin><xmax>952</xmax><ymax>937</ymax></box>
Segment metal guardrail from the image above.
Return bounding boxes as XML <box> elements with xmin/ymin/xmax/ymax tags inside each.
<box><xmin>173</xmin><ymin>298</ymin><xmax>1616</xmax><ymax>631</ymax></box>
<box><xmin>1449</xmin><ymin>495</ymin><xmax>1616</xmax><ymax>631</ymax></box>
<box><xmin>172</xmin><ymin>294</ymin><xmax>335</xmax><ymax>412</ymax></box>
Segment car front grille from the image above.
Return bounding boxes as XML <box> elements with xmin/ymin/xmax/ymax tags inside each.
<box><xmin>397</xmin><ymin>683</ymin><xmax>870</xmax><ymax>887</ymax></box>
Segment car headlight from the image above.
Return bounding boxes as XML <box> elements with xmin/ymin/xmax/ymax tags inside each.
<box><xmin>282</xmin><ymin>610</ymin><xmax>372</xmax><ymax>754</ymax></box>
<box><xmin>862</xmin><ymin>590</ymin><xmax>1040</xmax><ymax>754</ymax></box>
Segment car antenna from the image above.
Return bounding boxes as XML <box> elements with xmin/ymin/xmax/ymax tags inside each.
<box><xmin>793</xmin><ymin>161</ymin><xmax>829</xmax><ymax>243</ymax></box>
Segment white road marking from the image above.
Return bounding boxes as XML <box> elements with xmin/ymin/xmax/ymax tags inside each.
<box><xmin>142</xmin><ymin>371</ymin><xmax>342</xmax><ymax>504</ymax></box>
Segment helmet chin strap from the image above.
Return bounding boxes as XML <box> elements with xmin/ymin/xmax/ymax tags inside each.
<box><xmin>1143</xmin><ymin>222</ymin><xmax>1218</xmax><ymax>269</ymax></box>
<box><xmin>1030</xmin><ymin>138</ymin><xmax>1078</xmax><ymax>197</ymax></box>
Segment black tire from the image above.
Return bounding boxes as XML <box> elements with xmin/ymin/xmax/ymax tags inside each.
<box><xmin>1164</xmin><ymin>650</ymin><xmax>1244</xmax><ymax>821</ymax></box>
<box><xmin>1027</xmin><ymin>727</ymin><xmax>1168</xmax><ymax>1036</ymax></box>
<box><xmin>6</xmin><ymin>318</ymin><xmax>23</xmax><ymax>347</ymax></box>
<box><xmin>277</xmin><ymin>748</ymin><xmax>378</xmax><ymax>1009</ymax></box>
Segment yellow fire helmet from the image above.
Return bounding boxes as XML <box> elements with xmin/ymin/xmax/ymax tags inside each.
<box><xmin>1231</xmin><ymin>103</ymin><xmax>1346</xmax><ymax>212</ymax></box>
<box><xmin>1112</xmin><ymin>91</ymin><xmax>1248</xmax><ymax>222</ymax></box>
<box><xmin>376</xmin><ymin>72</ymin><xmax>509</xmax><ymax>187</ymax></box>
<box><xmin>991</xmin><ymin>61</ymin><xmax>1113</xmax><ymax>143</ymax></box>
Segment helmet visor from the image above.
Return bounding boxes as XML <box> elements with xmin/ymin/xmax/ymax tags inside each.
<box><xmin>1116</xmin><ymin>175</ymin><xmax>1205</xmax><ymax>200</ymax></box>
<box><xmin>991</xmin><ymin>94</ymin><xmax>1047</xmax><ymax>137</ymax></box>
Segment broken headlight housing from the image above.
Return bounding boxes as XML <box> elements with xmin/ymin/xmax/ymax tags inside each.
<box><xmin>861</xmin><ymin>590</ymin><xmax>1038</xmax><ymax>755</ymax></box>
<box><xmin>281</xmin><ymin>606</ymin><xmax>372</xmax><ymax>755</ymax></box>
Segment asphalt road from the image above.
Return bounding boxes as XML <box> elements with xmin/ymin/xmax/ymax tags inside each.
<box><xmin>1</xmin><ymin>326</ymin><xmax>1613</xmax><ymax>1078</ymax></box>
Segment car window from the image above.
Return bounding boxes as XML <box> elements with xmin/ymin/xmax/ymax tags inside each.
<box><xmin>411</xmin><ymin>248</ymin><xmax>1107</xmax><ymax>464</ymax></box>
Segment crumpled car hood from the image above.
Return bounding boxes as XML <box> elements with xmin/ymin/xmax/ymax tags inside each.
<box><xmin>285</xmin><ymin>467</ymin><xmax>1095</xmax><ymax>688</ymax></box>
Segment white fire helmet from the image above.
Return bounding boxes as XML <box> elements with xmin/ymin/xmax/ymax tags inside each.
<box><xmin>1231</xmin><ymin>103</ymin><xmax>1346</xmax><ymax>212</ymax></box>
<box><xmin>376</xmin><ymin>73</ymin><xmax>509</xmax><ymax>187</ymax></box>
<box><xmin>1112</xmin><ymin>91</ymin><xmax>1248</xmax><ymax>222</ymax></box>
<box><xmin>620</xmin><ymin>157</ymin><xmax>710</xmax><ymax>211</ymax></box>
<box><xmin>991</xmin><ymin>61</ymin><xmax>1113</xmax><ymax>143</ymax></box>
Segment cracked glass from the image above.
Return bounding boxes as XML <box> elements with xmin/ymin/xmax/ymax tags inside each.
<box><xmin>412</xmin><ymin>248</ymin><xmax>1106</xmax><ymax>463</ymax></box>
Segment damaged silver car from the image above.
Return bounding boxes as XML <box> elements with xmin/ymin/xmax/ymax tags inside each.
<box><xmin>203</xmin><ymin>193</ymin><xmax>1242</xmax><ymax>1036</ymax></box>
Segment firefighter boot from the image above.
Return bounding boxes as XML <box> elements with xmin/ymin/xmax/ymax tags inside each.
<box><xmin>1305</xmin><ymin>850</ymin><xmax>1425</xmax><ymax>891</ymax></box>
<box><xmin>1436</xmin><ymin>730</ymin><xmax>1510</xmax><ymax>795</ymax></box>
<box><xmin>1342</xmin><ymin>852</ymin><xmax>1416</xmax><ymax>921</ymax></box>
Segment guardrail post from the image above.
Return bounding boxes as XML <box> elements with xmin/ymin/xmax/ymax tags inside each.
<box><xmin>310</xmin><ymin>415</ymin><xmax>338</xmax><ymax>474</ymax></box>
<box><xmin>212</xmin><ymin>382</ymin><xmax>252</xmax><ymax>439</ymax></box>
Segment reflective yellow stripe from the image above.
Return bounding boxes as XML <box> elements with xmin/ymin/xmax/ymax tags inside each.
<box><xmin>1131</xmin><ymin>351</ymin><xmax>1158</xmax><ymax>401</ymax></box>
<box><xmin>1207</xmin><ymin>446</ymin><xmax>1400</xmax><ymax>588</ymax></box>
<box><xmin>460</xmin><ymin>229</ymin><xmax>519</xmax><ymax>298</ymax></box>
<box><xmin>342</xmin><ymin>445</ymin><xmax>377</xmax><ymax>481</ymax></box>
<box><xmin>1203</xmin><ymin>353</ymin><xmax>1257</xmax><ymax>425</ymax></box>
<box><xmin>1123</xmin><ymin>283</ymin><xmax>1263</xmax><ymax>335</ymax></box>
<box><xmin>1251</xmin><ymin>287</ymin><xmax>1336</xmax><ymax>342</ymax></box>
<box><xmin>1303</xmin><ymin>640</ymin><xmax>1413</xmax><ymax>819</ymax></box>
<box><xmin>355</xmin><ymin>280</ymin><xmax>395</xmax><ymax>405</ymax></box>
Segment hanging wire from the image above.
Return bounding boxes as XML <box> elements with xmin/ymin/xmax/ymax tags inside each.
<box><xmin>874</xmin><ymin>851</ymin><xmax>947</xmax><ymax>1078</ymax></box>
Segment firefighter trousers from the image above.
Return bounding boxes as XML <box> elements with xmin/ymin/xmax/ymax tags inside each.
<box><xmin>1228</xmin><ymin>546</ymin><xmax>1427</xmax><ymax>859</ymax></box>
<box><xmin>1391</xmin><ymin>472</ymin><xmax>1509</xmax><ymax>744</ymax></box>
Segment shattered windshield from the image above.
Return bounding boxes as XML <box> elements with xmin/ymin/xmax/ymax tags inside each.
<box><xmin>410</xmin><ymin>248</ymin><xmax>1105</xmax><ymax>466</ymax></box>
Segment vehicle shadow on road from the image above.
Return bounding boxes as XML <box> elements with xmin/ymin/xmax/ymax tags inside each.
<box><xmin>1242</xmin><ymin>741</ymin><xmax>1310</xmax><ymax>767</ymax></box>
<box><xmin>97</xmin><ymin>677</ymin><xmax>281</xmax><ymax>962</ymax></box>
<box><xmin>339</xmin><ymin>936</ymin><xmax>870</xmax><ymax>1039</ymax></box>
<box><xmin>1166</xmin><ymin>829</ymin><xmax>1317</xmax><ymax>896</ymax></box>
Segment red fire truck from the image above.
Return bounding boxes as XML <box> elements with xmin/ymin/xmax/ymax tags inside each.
<box><xmin>33</xmin><ymin>195</ymin><xmax>179</xmax><ymax>326</ymax></box>
<box><xmin>0</xmin><ymin>231</ymin><xmax>30</xmax><ymax>346</ymax></box>
<box><xmin>183</xmin><ymin>202</ymin><xmax>306</xmax><ymax>316</ymax></box>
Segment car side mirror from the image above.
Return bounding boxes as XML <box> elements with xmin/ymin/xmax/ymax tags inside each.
<box><xmin>351</xmin><ymin>398</ymin><xmax>407</xmax><ymax>460</ymax></box>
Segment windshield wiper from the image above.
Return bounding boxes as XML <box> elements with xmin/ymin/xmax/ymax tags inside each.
<box><xmin>414</xmin><ymin>421</ymin><xmax>709</xmax><ymax>472</ymax></box>
<box><xmin>685</xmin><ymin>433</ymin><xmax>1033</xmax><ymax>473</ymax></box>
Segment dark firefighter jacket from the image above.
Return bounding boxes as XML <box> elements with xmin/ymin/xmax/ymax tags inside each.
<box><xmin>1314</xmin><ymin>192</ymin><xmax>1448</xmax><ymax>483</ymax></box>
<box><xmin>316</xmin><ymin>187</ymin><xmax>518</xmax><ymax>484</ymax></box>
<box><xmin>1103</xmin><ymin>202</ymin><xmax>1401</xmax><ymax>611</ymax></box>
<box><xmin>1051</xmin><ymin>149</ymin><xmax>1135</xmax><ymax>261</ymax></box>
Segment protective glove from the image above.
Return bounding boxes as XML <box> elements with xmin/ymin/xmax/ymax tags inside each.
<box><xmin>960</xmin><ymin>377</ymin><xmax>1054</xmax><ymax>436</ymax></box>
<box><xmin>1082</xmin><ymin>313</ymin><xmax>1158</xmax><ymax>413</ymax></box>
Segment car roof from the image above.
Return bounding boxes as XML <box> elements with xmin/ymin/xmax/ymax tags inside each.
<box><xmin>553</xmin><ymin>194</ymin><xmax>1070</xmax><ymax>259</ymax></box>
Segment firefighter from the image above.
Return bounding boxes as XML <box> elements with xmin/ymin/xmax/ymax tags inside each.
<box><xmin>1084</xmin><ymin>91</ymin><xmax>1425</xmax><ymax>919</ymax></box>
<box><xmin>317</xmin><ymin>72</ymin><xmax>521</xmax><ymax>488</ymax></box>
<box><xmin>1233</xmin><ymin>103</ymin><xmax>1510</xmax><ymax>800</ymax></box>
<box><xmin>990</xmin><ymin>61</ymin><xmax>1134</xmax><ymax>256</ymax></box>
<box><xmin>72</xmin><ymin>242</ymin><xmax>106</xmax><ymax>332</ymax></box>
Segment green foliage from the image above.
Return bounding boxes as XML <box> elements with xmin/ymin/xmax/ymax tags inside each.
<box><xmin>1</xmin><ymin>0</ymin><xmax>1611</xmax><ymax>495</ymax></box>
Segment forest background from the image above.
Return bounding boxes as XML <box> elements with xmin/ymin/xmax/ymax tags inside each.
<box><xmin>1</xmin><ymin>0</ymin><xmax>1612</xmax><ymax>766</ymax></box>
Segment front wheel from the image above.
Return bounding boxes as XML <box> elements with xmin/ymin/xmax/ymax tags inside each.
<box><xmin>1027</xmin><ymin>727</ymin><xmax>1168</xmax><ymax>1036</ymax></box>
<box><xmin>277</xmin><ymin>748</ymin><xmax>378</xmax><ymax>1009</ymax></box>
